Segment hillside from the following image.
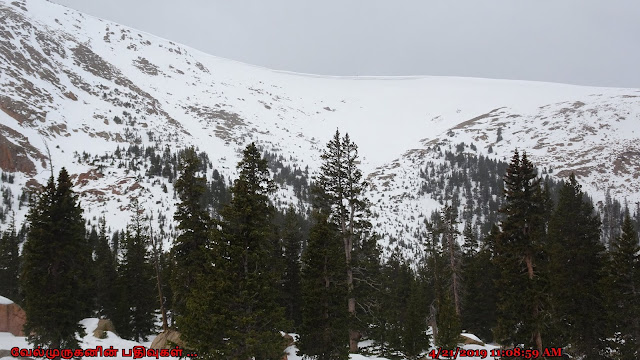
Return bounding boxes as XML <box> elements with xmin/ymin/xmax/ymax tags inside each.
<box><xmin>1</xmin><ymin>0</ymin><xmax>639</xmax><ymax>255</ymax></box>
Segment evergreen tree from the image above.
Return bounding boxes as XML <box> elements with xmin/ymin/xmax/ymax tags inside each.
<box><xmin>21</xmin><ymin>169</ymin><xmax>92</xmax><ymax>348</ymax></box>
<box><xmin>461</xmin><ymin>224</ymin><xmax>497</xmax><ymax>343</ymax></box>
<box><xmin>117</xmin><ymin>200</ymin><xmax>156</xmax><ymax>342</ymax></box>
<box><xmin>171</xmin><ymin>147</ymin><xmax>212</xmax><ymax>321</ymax></box>
<box><xmin>604</xmin><ymin>211</ymin><xmax>640</xmax><ymax>359</ymax></box>
<box><xmin>402</xmin><ymin>278</ymin><xmax>429</xmax><ymax>358</ymax></box>
<box><xmin>0</xmin><ymin>216</ymin><xmax>20</xmax><ymax>303</ymax></box>
<box><xmin>93</xmin><ymin>218</ymin><xmax>120</xmax><ymax>321</ymax></box>
<box><xmin>281</xmin><ymin>206</ymin><xmax>303</xmax><ymax>330</ymax></box>
<box><xmin>220</xmin><ymin>142</ymin><xmax>288</xmax><ymax>359</ymax></box>
<box><xmin>316</xmin><ymin>129</ymin><xmax>375</xmax><ymax>353</ymax></box>
<box><xmin>493</xmin><ymin>150</ymin><xmax>548</xmax><ymax>351</ymax></box>
<box><xmin>434</xmin><ymin>291</ymin><xmax>461</xmax><ymax>350</ymax></box>
<box><xmin>298</xmin><ymin>210</ymin><xmax>349</xmax><ymax>360</ymax></box>
<box><xmin>547</xmin><ymin>174</ymin><xmax>606</xmax><ymax>358</ymax></box>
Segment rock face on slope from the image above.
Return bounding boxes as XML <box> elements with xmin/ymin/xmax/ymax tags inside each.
<box><xmin>0</xmin><ymin>299</ymin><xmax>27</xmax><ymax>336</ymax></box>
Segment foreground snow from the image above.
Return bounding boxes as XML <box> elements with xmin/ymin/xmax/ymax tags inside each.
<box><xmin>0</xmin><ymin>318</ymin><xmax>501</xmax><ymax>360</ymax></box>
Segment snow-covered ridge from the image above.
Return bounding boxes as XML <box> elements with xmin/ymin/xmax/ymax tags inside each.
<box><xmin>1</xmin><ymin>0</ymin><xmax>639</xmax><ymax>254</ymax></box>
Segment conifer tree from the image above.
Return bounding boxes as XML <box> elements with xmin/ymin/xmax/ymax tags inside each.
<box><xmin>171</xmin><ymin>147</ymin><xmax>211</xmax><ymax>320</ymax></box>
<box><xmin>21</xmin><ymin>169</ymin><xmax>92</xmax><ymax>348</ymax></box>
<box><xmin>604</xmin><ymin>211</ymin><xmax>640</xmax><ymax>358</ymax></box>
<box><xmin>435</xmin><ymin>291</ymin><xmax>461</xmax><ymax>350</ymax></box>
<box><xmin>171</xmin><ymin>148</ymin><xmax>227</xmax><ymax>358</ymax></box>
<box><xmin>281</xmin><ymin>206</ymin><xmax>303</xmax><ymax>330</ymax></box>
<box><xmin>220</xmin><ymin>142</ymin><xmax>288</xmax><ymax>358</ymax></box>
<box><xmin>461</xmin><ymin>224</ymin><xmax>497</xmax><ymax>343</ymax></box>
<box><xmin>93</xmin><ymin>217</ymin><xmax>120</xmax><ymax>321</ymax></box>
<box><xmin>547</xmin><ymin>174</ymin><xmax>605</xmax><ymax>358</ymax></box>
<box><xmin>0</xmin><ymin>216</ymin><xmax>20</xmax><ymax>303</ymax></box>
<box><xmin>298</xmin><ymin>210</ymin><xmax>349</xmax><ymax>360</ymax></box>
<box><xmin>316</xmin><ymin>129</ymin><xmax>376</xmax><ymax>353</ymax></box>
<box><xmin>117</xmin><ymin>200</ymin><xmax>156</xmax><ymax>342</ymax></box>
<box><xmin>493</xmin><ymin>150</ymin><xmax>548</xmax><ymax>351</ymax></box>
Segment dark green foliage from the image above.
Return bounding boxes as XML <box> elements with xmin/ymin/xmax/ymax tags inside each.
<box><xmin>21</xmin><ymin>169</ymin><xmax>92</xmax><ymax>348</ymax></box>
<box><xmin>435</xmin><ymin>291</ymin><xmax>461</xmax><ymax>350</ymax></box>
<box><xmin>370</xmin><ymin>253</ymin><xmax>413</xmax><ymax>357</ymax></box>
<box><xmin>281</xmin><ymin>206</ymin><xmax>303</xmax><ymax>330</ymax></box>
<box><xmin>116</xmin><ymin>202</ymin><xmax>156</xmax><ymax>342</ymax></box>
<box><xmin>93</xmin><ymin>218</ymin><xmax>120</xmax><ymax>321</ymax></box>
<box><xmin>493</xmin><ymin>150</ymin><xmax>548</xmax><ymax>350</ymax></box>
<box><xmin>220</xmin><ymin>142</ymin><xmax>288</xmax><ymax>359</ymax></box>
<box><xmin>171</xmin><ymin>147</ymin><xmax>212</xmax><ymax>320</ymax></box>
<box><xmin>461</xmin><ymin>224</ymin><xmax>497</xmax><ymax>343</ymax></box>
<box><xmin>603</xmin><ymin>211</ymin><xmax>640</xmax><ymax>359</ymax></box>
<box><xmin>547</xmin><ymin>174</ymin><xmax>606</xmax><ymax>358</ymax></box>
<box><xmin>0</xmin><ymin>217</ymin><xmax>20</xmax><ymax>303</ymax></box>
<box><xmin>315</xmin><ymin>129</ymin><xmax>376</xmax><ymax>353</ymax></box>
<box><xmin>402</xmin><ymin>278</ymin><xmax>429</xmax><ymax>358</ymax></box>
<box><xmin>298</xmin><ymin>210</ymin><xmax>349</xmax><ymax>360</ymax></box>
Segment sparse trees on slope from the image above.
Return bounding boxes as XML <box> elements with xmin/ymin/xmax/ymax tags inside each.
<box><xmin>21</xmin><ymin>169</ymin><xmax>92</xmax><ymax>348</ymax></box>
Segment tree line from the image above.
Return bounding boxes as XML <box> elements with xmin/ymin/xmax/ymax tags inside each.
<box><xmin>0</xmin><ymin>134</ymin><xmax>639</xmax><ymax>359</ymax></box>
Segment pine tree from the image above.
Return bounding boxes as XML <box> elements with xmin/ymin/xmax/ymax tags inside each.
<box><xmin>21</xmin><ymin>169</ymin><xmax>92</xmax><ymax>348</ymax></box>
<box><xmin>604</xmin><ymin>211</ymin><xmax>640</xmax><ymax>359</ymax></box>
<box><xmin>0</xmin><ymin>216</ymin><xmax>20</xmax><ymax>303</ymax></box>
<box><xmin>221</xmin><ymin>142</ymin><xmax>288</xmax><ymax>359</ymax></box>
<box><xmin>298</xmin><ymin>210</ymin><xmax>349</xmax><ymax>360</ymax></box>
<box><xmin>171</xmin><ymin>147</ymin><xmax>212</xmax><ymax>321</ymax></box>
<box><xmin>547</xmin><ymin>174</ymin><xmax>606</xmax><ymax>358</ymax></box>
<box><xmin>493</xmin><ymin>150</ymin><xmax>548</xmax><ymax>351</ymax></box>
<box><xmin>281</xmin><ymin>206</ymin><xmax>303</xmax><ymax>330</ymax></box>
<box><xmin>461</xmin><ymin>224</ymin><xmax>497</xmax><ymax>343</ymax></box>
<box><xmin>171</xmin><ymin>148</ymin><xmax>227</xmax><ymax>358</ymax></box>
<box><xmin>117</xmin><ymin>200</ymin><xmax>156</xmax><ymax>342</ymax></box>
<box><xmin>315</xmin><ymin>129</ymin><xmax>376</xmax><ymax>353</ymax></box>
<box><xmin>435</xmin><ymin>291</ymin><xmax>461</xmax><ymax>350</ymax></box>
<box><xmin>93</xmin><ymin>217</ymin><xmax>120</xmax><ymax>322</ymax></box>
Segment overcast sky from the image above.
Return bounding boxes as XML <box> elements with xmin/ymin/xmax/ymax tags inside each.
<box><xmin>51</xmin><ymin>0</ymin><xmax>640</xmax><ymax>88</ymax></box>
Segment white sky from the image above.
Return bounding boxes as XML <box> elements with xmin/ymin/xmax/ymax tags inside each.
<box><xmin>51</xmin><ymin>0</ymin><xmax>640</xmax><ymax>88</ymax></box>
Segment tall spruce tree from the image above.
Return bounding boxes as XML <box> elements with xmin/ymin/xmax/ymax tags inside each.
<box><xmin>604</xmin><ymin>210</ymin><xmax>640</xmax><ymax>359</ymax></box>
<box><xmin>171</xmin><ymin>148</ymin><xmax>227</xmax><ymax>358</ymax></box>
<box><xmin>21</xmin><ymin>169</ymin><xmax>92</xmax><ymax>348</ymax></box>
<box><xmin>547</xmin><ymin>174</ymin><xmax>605</xmax><ymax>358</ymax></box>
<box><xmin>281</xmin><ymin>206</ymin><xmax>303</xmax><ymax>330</ymax></box>
<box><xmin>93</xmin><ymin>218</ymin><xmax>120</xmax><ymax>321</ymax></box>
<box><xmin>461</xmin><ymin>224</ymin><xmax>497</xmax><ymax>343</ymax></box>
<box><xmin>220</xmin><ymin>142</ymin><xmax>288</xmax><ymax>359</ymax></box>
<box><xmin>171</xmin><ymin>147</ymin><xmax>211</xmax><ymax>321</ymax></box>
<box><xmin>117</xmin><ymin>200</ymin><xmax>156</xmax><ymax>342</ymax></box>
<box><xmin>316</xmin><ymin>129</ymin><xmax>375</xmax><ymax>353</ymax></box>
<box><xmin>493</xmin><ymin>150</ymin><xmax>548</xmax><ymax>351</ymax></box>
<box><xmin>0</xmin><ymin>216</ymin><xmax>20</xmax><ymax>303</ymax></box>
<box><xmin>298</xmin><ymin>209</ymin><xmax>349</xmax><ymax>360</ymax></box>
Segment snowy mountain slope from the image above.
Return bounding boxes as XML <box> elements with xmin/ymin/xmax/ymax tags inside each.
<box><xmin>1</xmin><ymin>0</ymin><xmax>639</xmax><ymax>254</ymax></box>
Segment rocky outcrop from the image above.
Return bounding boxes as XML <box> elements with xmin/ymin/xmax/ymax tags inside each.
<box><xmin>92</xmin><ymin>319</ymin><xmax>117</xmax><ymax>339</ymax></box>
<box><xmin>150</xmin><ymin>329</ymin><xmax>186</xmax><ymax>350</ymax></box>
<box><xmin>0</xmin><ymin>299</ymin><xmax>27</xmax><ymax>336</ymax></box>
